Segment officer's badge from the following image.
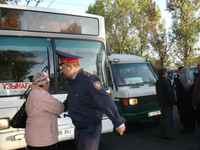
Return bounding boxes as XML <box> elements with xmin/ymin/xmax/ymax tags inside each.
<box><xmin>93</xmin><ymin>81</ymin><xmax>102</xmax><ymax>90</ymax></box>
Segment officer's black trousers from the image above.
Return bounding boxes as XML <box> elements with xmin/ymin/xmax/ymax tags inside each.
<box><xmin>75</xmin><ymin>124</ymin><xmax>102</xmax><ymax>150</ymax></box>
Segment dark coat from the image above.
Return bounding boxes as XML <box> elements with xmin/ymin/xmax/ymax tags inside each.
<box><xmin>174</xmin><ymin>75</ymin><xmax>187</xmax><ymax>102</ymax></box>
<box><xmin>156</xmin><ymin>78</ymin><xmax>175</xmax><ymax>109</ymax></box>
<box><xmin>174</xmin><ymin>74</ymin><xmax>195</xmax><ymax>129</ymax></box>
<box><xmin>192</xmin><ymin>73</ymin><xmax>200</xmax><ymax>107</ymax></box>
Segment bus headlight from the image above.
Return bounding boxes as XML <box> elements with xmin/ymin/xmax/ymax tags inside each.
<box><xmin>0</xmin><ymin>118</ymin><xmax>9</xmax><ymax>130</ymax></box>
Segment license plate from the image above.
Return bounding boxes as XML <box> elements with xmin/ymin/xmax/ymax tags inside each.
<box><xmin>148</xmin><ymin>110</ymin><xmax>161</xmax><ymax>117</ymax></box>
<box><xmin>58</xmin><ymin>128</ymin><xmax>74</xmax><ymax>138</ymax></box>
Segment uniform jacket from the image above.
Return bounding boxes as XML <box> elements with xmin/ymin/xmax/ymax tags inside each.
<box><xmin>25</xmin><ymin>86</ymin><xmax>64</xmax><ymax>147</ymax></box>
<box><xmin>64</xmin><ymin>70</ymin><xmax>124</xmax><ymax>129</ymax></box>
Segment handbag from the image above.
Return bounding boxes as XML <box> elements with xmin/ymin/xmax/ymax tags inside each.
<box><xmin>10</xmin><ymin>87</ymin><xmax>31</xmax><ymax>128</ymax></box>
<box><xmin>10</xmin><ymin>102</ymin><xmax>27</xmax><ymax>128</ymax></box>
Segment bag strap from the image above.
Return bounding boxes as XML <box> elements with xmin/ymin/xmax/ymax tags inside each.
<box><xmin>20</xmin><ymin>85</ymin><xmax>32</xmax><ymax>100</ymax></box>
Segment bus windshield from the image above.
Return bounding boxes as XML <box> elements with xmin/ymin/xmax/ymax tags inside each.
<box><xmin>0</xmin><ymin>37</ymin><xmax>105</xmax><ymax>96</ymax></box>
<box><xmin>55</xmin><ymin>39</ymin><xmax>104</xmax><ymax>75</ymax></box>
<box><xmin>112</xmin><ymin>63</ymin><xmax>156</xmax><ymax>86</ymax></box>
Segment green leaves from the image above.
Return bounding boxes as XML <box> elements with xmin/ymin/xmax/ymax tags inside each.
<box><xmin>87</xmin><ymin>0</ymin><xmax>160</xmax><ymax>56</ymax></box>
<box><xmin>0</xmin><ymin>0</ymin><xmax>7</xmax><ymax>3</ymax></box>
<box><xmin>0</xmin><ymin>0</ymin><xmax>43</xmax><ymax>6</ymax></box>
<box><xmin>168</xmin><ymin>0</ymin><xmax>200</xmax><ymax>65</ymax></box>
<box><xmin>88</xmin><ymin>0</ymin><xmax>200</xmax><ymax>67</ymax></box>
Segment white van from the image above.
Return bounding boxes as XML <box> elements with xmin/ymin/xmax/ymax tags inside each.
<box><xmin>106</xmin><ymin>54</ymin><xmax>161</xmax><ymax>121</ymax></box>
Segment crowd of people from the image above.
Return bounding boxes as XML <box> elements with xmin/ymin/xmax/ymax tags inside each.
<box><xmin>156</xmin><ymin>64</ymin><xmax>200</xmax><ymax>141</ymax></box>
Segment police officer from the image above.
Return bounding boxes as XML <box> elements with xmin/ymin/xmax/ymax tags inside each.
<box><xmin>56</xmin><ymin>50</ymin><xmax>126</xmax><ymax>150</ymax></box>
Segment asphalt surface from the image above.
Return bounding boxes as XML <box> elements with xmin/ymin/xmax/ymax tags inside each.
<box><xmin>54</xmin><ymin>121</ymin><xmax>199</xmax><ymax>150</ymax></box>
<box><xmin>19</xmin><ymin>107</ymin><xmax>199</xmax><ymax>150</ymax></box>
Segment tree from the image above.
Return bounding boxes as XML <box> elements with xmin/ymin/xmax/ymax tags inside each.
<box><xmin>87</xmin><ymin>0</ymin><xmax>160</xmax><ymax>56</ymax></box>
<box><xmin>0</xmin><ymin>0</ymin><xmax>43</xmax><ymax>6</ymax></box>
<box><xmin>88</xmin><ymin>0</ymin><xmax>136</xmax><ymax>53</ymax></box>
<box><xmin>131</xmin><ymin>0</ymin><xmax>159</xmax><ymax>56</ymax></box>
<box><xmin>168</xmin><ymin>0</ymin><xmax>200</xmax><ymax>66</ymax></box>
<box><xmin>149</xmin><ymin>22</ymin><xmax>172</xmax><ymax>69</ymax></box>
<box><xmin>25</xmin><ymin>0</ymin><xmax>43</xmax><ymax>6</ymax></box>
<box><xmin>0</xmin><ymin>0</ymin><xmax>7</xmax><ymax>4</ymax></box>
<box><xmin>0</xmin><ymin>0</ymin><xmax>20</xmax><ymax>4</ymax></box>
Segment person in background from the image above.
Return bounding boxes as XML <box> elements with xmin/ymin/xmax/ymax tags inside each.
<box><xmin>25</xmin><ymin>72</ymin><xmax>64</xmax><ymax>150</ymax></box>
<box><xmin>156</xmin><ymin>68</ymin><xmax>175</xmax><ymax>139</ymax></box>
<box><xmin>56</xmin><ymin>50</ymin><xmax>126</xmax><ymax>150</ymax></box>
<box><xmin>192</xmin><ymin>64</ymin><xmax>200</xmax><ymax>131</ymax></box>
<box><xmin>193</xmin><ymin>64</ymin><xmax>200</xmax><ymax>83</ymax></box>
<box><xmin>174</xmin><ymin>67</ymin><xmax>195</xmax><ymax>133</ymax></box>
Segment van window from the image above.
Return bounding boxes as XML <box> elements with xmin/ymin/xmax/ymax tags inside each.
<box><xmin>0</xmin><ymin>37</ymin><xmax>49</xmax><ymax>96</ymax></box>
<box><xmin>112</xmin><ymin>63</ymin><xmax>156</xmax><ymax>86</ymax></box>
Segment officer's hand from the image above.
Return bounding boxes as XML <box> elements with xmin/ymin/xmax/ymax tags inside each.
<box><xmin>115</xmin><ymin>124</ymin><xmax>126</xmax><ymax>136</ymax></box>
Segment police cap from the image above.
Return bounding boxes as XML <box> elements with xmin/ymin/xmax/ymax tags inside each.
<box><xmin>56</xmin><ymin>50</ymin><xmax>81</xmax><ymax>64</ymax></box>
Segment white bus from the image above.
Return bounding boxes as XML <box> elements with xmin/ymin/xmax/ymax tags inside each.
<box><xmin>0</xmin><ymin>4</ymin><xmax>113</xmax><ymax>150</ymax></box>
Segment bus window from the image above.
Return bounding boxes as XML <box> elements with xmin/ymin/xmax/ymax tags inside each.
<box><xmin>0</xmin><ymin>37</ymin><xmax>49</xmax><ymax>96</ymax></box>
<box><xmin>54</xmin><ymin>39</ymin><xmax>105</xmax><ymax>93</ymax></box>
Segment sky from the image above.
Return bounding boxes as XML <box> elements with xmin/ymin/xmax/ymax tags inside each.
<box><xmin>18</xmin><ymin>0</ymin><xmax>96</xmax><ymax>12</ymax></box>
<box><xmin>155</xmin><ymin>0</ymin><xmax>172</xmax><ymax>29</ymax></box>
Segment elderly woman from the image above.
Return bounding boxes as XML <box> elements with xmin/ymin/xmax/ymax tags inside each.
<box><xmin>25</xmin><ymin>72</ymin><xmax>64</xmax><ymax>150</ymax></box>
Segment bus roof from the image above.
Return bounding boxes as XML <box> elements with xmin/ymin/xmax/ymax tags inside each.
<box><xmin>0</xmin><ymin>4</ymin><xmax>103</xmax><ymax>19</ymax></box>
<box><xmin>108</xmin><ymin>54</ymin><xmax>146</xmax><ymax>64</ymax></box>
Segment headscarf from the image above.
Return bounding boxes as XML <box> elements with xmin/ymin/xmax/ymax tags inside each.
<box><xmin>32</xmin><ymin>72</ymin><xmax>49</xmax><ymax>86</ymax></box>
